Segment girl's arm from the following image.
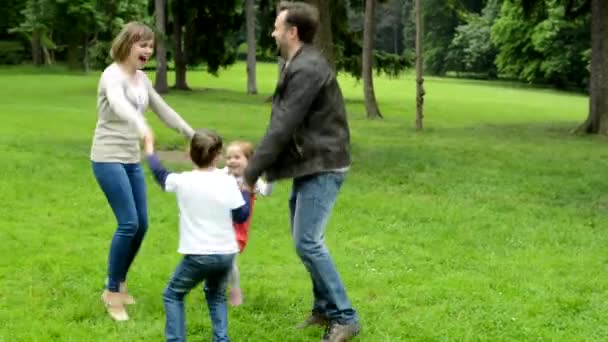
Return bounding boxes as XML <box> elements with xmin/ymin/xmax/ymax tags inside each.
<box><xmin>231</xmin><ymin>191</ymin><xmax>252</xmax><ymax>224</ymax></box>
<box><xmin>144</xmin><ymin>75</ymin><xmax>195</xmax><ymax>138</ymax></box>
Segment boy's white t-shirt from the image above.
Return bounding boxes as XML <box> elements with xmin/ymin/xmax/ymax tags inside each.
<box><xmin>164</xmin><ymin>169</ymin><xmax>244</xmax><ymax>255</ymax></box>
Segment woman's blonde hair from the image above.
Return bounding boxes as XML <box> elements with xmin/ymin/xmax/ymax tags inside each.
<box><xmin>110</xmin><ymin>22</ymin><xmax>154</xmax><ymax>62</ymax></box>
<box><xmin>227</xmin><ymin>141</ymin><xmax>255</xmax><ymax>160</ymax></box>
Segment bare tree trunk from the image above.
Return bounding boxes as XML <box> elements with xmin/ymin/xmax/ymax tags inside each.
<box><xmin>83</xmin><ymin>36</ymin><xmax>90</xmax><ymax>73</ymax></box>
<box><xmin>66</xmin><ymin>39</ymin><xmax>79</xmax><ymax>70</ymax></box>
<box><xmin>394</xmin><ymin>23</ymin><xmax>399</xmax><ymax>54</ymax></box>
<box><xmin>173</xmin><ymin>0</ymin><xmax>190</xmax><ymax>90</ymax></box>
<box><xmin>415</xmin><ymin>0</ymin><xmax>424</xmax><ymax>130</ymax></box>
<box><xmin>315</xmin><ymin>0</ymin><xmax>335</xmax><ymax>69</ymax></box>
<box><xmin>155</xmin><ymin>0</ymin><xmax>169</xmax><ymax>93</ymax></box>
<box><xmin>363</xmin><ymin>0</ymin><xmax>383</xmax><ymax>119</ymax></box>
<box><xmin>575</xmin><ymin>0</ymin><xmax>608</xmax><ymax>135</ymax></box>
<box><xmin>246</xmin><ymin>0</ymin><xmax>258</xmax><ymax>94</ymax></box>
<box><xmin>303</xmin><ymin>0</ymin><xmax>335</xmax><ymax>69</ymax></box>
<box><xmin>32</xmin><ymin>30</ymin><xmax>43</xmax><ymax>66</ymax></box>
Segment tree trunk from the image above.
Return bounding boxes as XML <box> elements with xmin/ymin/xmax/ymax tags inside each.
<box><xmin>32</xmin><ymin>30</ymin><xmax>43</xmax><ymax>66</ymax></box>
<box><xmin>66</xmin><ymin>39</ymin><xmax>79</xmax><ymax>70</ymax></box>
<box><xmin>303</xmin><ymin>0</ymin><xmax>335</xmax><ymax>69</ymax></box>
<box><xmin>575</xmin><ymin>0</ymin><xmax>608</xmax><ymax>135</ymax></box>
<box><xmin>415</xmin><ymin>0</ymin><xmax>424</xmax><ymax>130</ymax></box>
<box><xmin>363</xmin><ymin>0</ymin><xmax>383</xmax><ymax>119</ymax></box>
<box><xmin>155</xmin><ymin>0</ymin><xmax>169</xmax><ymax>93</ymax></box>
<box><xmin>83</xmin><ymin>37</ymin><xmax>90</xmax><ymax>73</ymax></box>
<box><xmin>173</xmin><ymin>0</ymin><xmax>190</xmax><ymax>90</ymax></box>
<box><xmin>394</xmin><ymin>22</ymin><xmax>399</xmax><ymax>54</ymax></box>
<box><xmin>246</xmin><ymin>0</ymin><xmax>258</xmax><ymax>94</ymax></box>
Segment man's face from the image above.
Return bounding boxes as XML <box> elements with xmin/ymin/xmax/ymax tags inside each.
<box><xmin>272</xmin><ymin>10</ymin><xmax>292</xmax><ymax>58</ymax></box>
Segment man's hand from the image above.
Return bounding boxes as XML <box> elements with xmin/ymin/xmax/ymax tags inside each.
<box><xmin>241</xmin><ymin>183</ymin><xmax>254</xmax><ymax>193</ymax></box>
<box><xmin>143</xmin><ymin>126</ymin><xmax>155</xmax><ymax>156</ymax></box>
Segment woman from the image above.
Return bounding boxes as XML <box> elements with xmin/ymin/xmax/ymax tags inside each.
<box><xmin>90</xmin><ymin>22</ymin><xmax>194</xmax><ymax>321</ymax></box>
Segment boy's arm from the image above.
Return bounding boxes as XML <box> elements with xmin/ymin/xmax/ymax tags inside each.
<box><xmin>146</xmin><ymin>154</ymin><xmax>172</xmax><ymax>190</ymax></box>
<box><xmin>143</xmin><ymin>130</ymin><xmax>173</xmax><ymax>190</ymax></box>
<box><xmin>231</xmin><ymin>190</ymin><xmax>251</xmax><ymax>224</ymax></box>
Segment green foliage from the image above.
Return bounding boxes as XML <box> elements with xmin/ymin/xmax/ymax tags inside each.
<box><xmin>183</xmin><ymin>0</ymin><xmax>243</xmax><ymax>75</ymax></box>
<box><xmin>9</xmin><ymin>0</ymin><xmax>58</xmax><ymax>50</ymax></box>
<box><xmin>0</xmin><ymin>0</ymin><xmax>26</xmax><ymax>40</ymax></box>
<box><xmin>1</xmin><ymin>0</ymin><xmax>596</xmax><ymax>90</ymax></box>
<box><xmin>492</xmin><ymin>0</ymin><xmax>590</xmax><ymax>88</ymax></box>
<box><xmin>446</xmin><ymin>0</ymin><xmax>501</xmax><ymax>78</ymax></box>
<box><xmin>0</xmin><ymin>40</ymin><xmax>26</xmax><ymax>64</ymax></box>
<box><xmin>7</xmin><ymin>0</ymin><xmax>149</xmax><ymax>68</ymax></box>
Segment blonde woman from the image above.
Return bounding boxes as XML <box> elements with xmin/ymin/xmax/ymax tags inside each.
<box><xmin>90</xmin><ymin>22</ymin><xmax>194</xmax><ymax>321</ymax></box>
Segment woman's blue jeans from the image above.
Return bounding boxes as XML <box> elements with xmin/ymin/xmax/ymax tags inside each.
<box><xmin>92</xmin><ymin>161</ymin><xmax>148</xmax><ymax>292</ymax></box>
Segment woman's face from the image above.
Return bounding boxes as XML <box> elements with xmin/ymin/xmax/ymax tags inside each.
<box><xmin>126</xmin><ymin>40</ymin><xmax>154</xmax><ymax>70</ymax></box>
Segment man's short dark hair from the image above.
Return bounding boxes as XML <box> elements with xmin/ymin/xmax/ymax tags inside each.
<box><xmin>278</xmin><ymin>1</ymin><xmax>319</xmax><ymax>44</ymax></box>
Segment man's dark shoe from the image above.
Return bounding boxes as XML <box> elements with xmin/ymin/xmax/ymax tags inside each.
<box><xmin>322</xmin><ymin>321</ymin><xmax>361</xmax><ymax>342</ymax></box>
<box><xmin>296</xmin><ymin>313</ymin><xmax>329</xmax><ymax>329</ymax></box>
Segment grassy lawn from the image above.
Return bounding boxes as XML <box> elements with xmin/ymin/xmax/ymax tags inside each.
<box><xmin>1</xmin><ymin>62</ymin><xmax>607</xmax><ymax>341</ymax></box>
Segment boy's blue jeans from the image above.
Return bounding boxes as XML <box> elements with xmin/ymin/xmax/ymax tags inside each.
<box><xmin>163</xmin><ymin>254</ymin><xmax>235</xmax><ymax>342</ymax></box>
<box><xmin>92</xmin><ymin>162</ymin><xmax>148</xmax><ymax>292</ymax></box>
<box><xmin>289</xmin><ymin>172</ymin><xmax>358</xmax><ymax>324</ymax></box>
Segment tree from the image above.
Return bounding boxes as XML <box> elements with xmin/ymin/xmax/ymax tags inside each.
<box><xmin>518</xmin><ymin>0</ymin><xmax>605</xmax><ymax>134</ymax></box>
<box><xmin>182</xmin><ymin>0</ymin><xmax>243</xmax><ymax>74</ymax></box>
<box><xmin>576</xmin><ymin>0</ymin><xmax>608</xmax><ymax>134</ymax></box>
<box><xmin>362</xmin><ymin>0</ymin><xmax>383</xmax><ymax>119</ymax></box>
<box><xmin>415</xmin><ymin>0</ymin><xmax>424</xmax><ymax>130</ymax></box>
<box><xmin>246</xmin><ymin>0</ymin><xmax>258</xmax><ymax>94</ymax></box>
<box><xmin>446</xmin><ymin>0</ymin><xmax>500</xmax><ymax>78</ymax></box>
<box><xmin>172</xmin><ymin>0</ymin><xmax>189</xmax><ymax>90</ymax></box>
<box><xmin>421</xmin><ymin>0</ymin><xmax>460</xmax><ymax>75</ymax></box>
<box><xmin>154</xmin><ymin>0</ymin><xmax>169</xmax><ymax>93</ymax></box>
<box><xmin>493</xmin><ymin>1</ymin><xmax>589</xmax><ymax>87</ymax></box>
<box><xmin>1</xmin><ymin>0</ymin><xmax>27</xmax><ymax>40</ymax></box>
<box><xmin>375</xmin><ymin>0</ymin><xmax>406</xmax><ymax>54</ymax></box>
<box><xmin>303</xmin><ymin>0</ymin><xmax>335</xmax><ymax>68</ymax></box>
<box><xmin>10</xmin><ymin>0</ymin><xmax>57</xmax><ymax>66</ymax></box>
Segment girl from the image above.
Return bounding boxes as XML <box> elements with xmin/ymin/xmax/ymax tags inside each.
<box><xmin>223</xmin><ymin>141</ymin><xmax>273</xmax><ymax>306</ymax></box>
<box><xmin>90</xmin><ymin>22</ymin><xmax>194</xmax><ymax>321</ymax></box>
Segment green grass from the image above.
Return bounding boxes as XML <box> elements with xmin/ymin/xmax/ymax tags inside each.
<box><xmin>1</xmin><ymin>62</ymin><xmax>607</xmax><ymax>341</ymax></box>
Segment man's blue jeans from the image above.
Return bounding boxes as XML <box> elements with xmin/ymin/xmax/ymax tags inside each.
<box><xmin>289</xmin><ymin>172</ymin><xmax>358</xmax><ymax>324</ymax></box>
<box><xmin>92</xmin><ymin>162</ymin><xmax>148</xmax><ymax>292</ymax></box>
<box><xmin>163</xmin><ymin>254</ymin><xmax>235</xmax><ymax>342</ymax></box>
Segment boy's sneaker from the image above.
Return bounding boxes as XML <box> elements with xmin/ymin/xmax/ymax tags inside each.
<box><xmin>322</xmin><ymin>321</ymin><xmax>361</xmax><ymax>342</ymax></box>
<box><xmin>229</xmin><ymin>288</ymin><xmax>243</xmax><ymax>306</ymax></box>
<box><xmin>295</xmin><ymin>312</ymin><xmax>329</xmax><ymax>329</ymax></box>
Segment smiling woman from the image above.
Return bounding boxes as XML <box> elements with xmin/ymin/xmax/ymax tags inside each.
<box><xmin>90</xmin><ymin>21</ymin><xmax>195</xmax><ymax>322</ymax></box>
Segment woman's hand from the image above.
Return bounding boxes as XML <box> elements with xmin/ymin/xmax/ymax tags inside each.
<box><xmin>143</xmin><ymin>127</ymin><xmax>155</xmax><ymax>155</ymax></box>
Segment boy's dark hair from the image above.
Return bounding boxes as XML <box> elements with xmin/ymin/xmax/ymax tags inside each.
<box><xmin>190</xmin><ymin>129</ymin><xmax>223</xmax><ymax>168</ymax></box>
<box><xmin>278</xmin><ymin>1</ymin><xmax>319</xmax><ymax>44</ymax></box>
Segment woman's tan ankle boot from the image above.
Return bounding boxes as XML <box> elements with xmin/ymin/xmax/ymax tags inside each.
<box><xmin>119</xmin><ymin>282</ymin><xmax>136</xmax><ymax>305</ymax></box>
<box><xmin>101</xmin><ymin>290</ymin><xmax>129</xmax><ymax>321</ymax></box>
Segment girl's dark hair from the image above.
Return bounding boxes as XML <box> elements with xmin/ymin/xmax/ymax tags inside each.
<box><xmin>190</xmin><ymin>129</ymin><xmax>223</xmax><ymax>168</ymax></box>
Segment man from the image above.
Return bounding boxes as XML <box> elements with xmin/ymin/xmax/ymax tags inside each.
<box><xmin>243</xmin><ymin>2</ymin><xmax>360</xmax><ymax>341</ymax></box>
